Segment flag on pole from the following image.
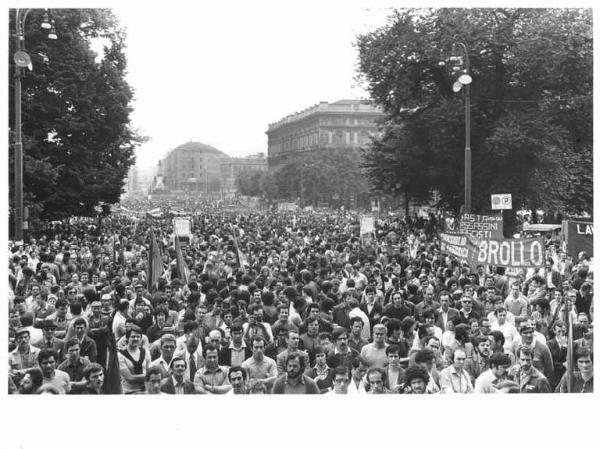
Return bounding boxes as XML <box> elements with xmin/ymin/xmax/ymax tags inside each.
<box><xmin>565</xmin><ymin>296</ymin><xmax>574</xmax><ymax>393</ymax></box>
<box><xmin>174</xmin><ymin>236</ymin><xmax>190</xmax><ymax>285</ymax></box>
<box><xmin>147</xmin><ymin>229</ymin><xmax>163</xmax><ymax>293</ymax></box>
<box><xmin>112</xmin><ymin>234</ymin><xmax>118</xmax><ymax>264</ymax></box>
<box><xmin>102</xmin><ymin>332</ymin><xmax>122</xmax><ymax>394</ymax></box>
<box><xmin>231</xmin><ymin>226</ymin><xmax>246</xmax><ymax>268</ymax></box>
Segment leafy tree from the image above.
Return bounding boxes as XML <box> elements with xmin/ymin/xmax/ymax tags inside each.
<box><xmin>8</xmin><ymin>9</ymin><xmax>146</xmax><ymax>227</ymax></box>
<box><xmin>356</xmin><ymin>8</ymin><xmax>592</xmax><ymax>220</ymax></box>
<box><xmin>262</xmin><ymin>149</ymin><xmax>371</xmax><ymax>208</ymax></box>
<box><xmin>236</xmin><ymin>169</ymin><xmax>264</xmax><ymax>197</ymax></box>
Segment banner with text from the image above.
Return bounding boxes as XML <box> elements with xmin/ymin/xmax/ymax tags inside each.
<box><xmin>440</xmin><ymin>233</ymin><xmax>545</xmax><ymax>269</ymax></box>
<box><xmin>459</xmin><ymin>213</ymin><xmax>503</xmax><ymax>239</ymax></box>
<box><xmin>564</xmin><ymin>220</ymin><xmax>593</xmax><ymax>259</ymax></box>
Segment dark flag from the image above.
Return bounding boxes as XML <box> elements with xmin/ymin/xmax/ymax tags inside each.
<box><xmin>147</xmin><ymin>229</ymin><xmax>163</xmax><ymax>293</ymax></box>
<box><xmin>102</xmin><ymin>332</ymin><xmax>122</xmax><ymax>394</ymax></box>
<box><xmin>231</xmin><ymin>225</ymin><xmax>246</xmax><ymax>268</ymax></box>
<box><xmin>174</xmin><ymin>236</ymin><xmax>190</xmax><ymax>284</ymax></box>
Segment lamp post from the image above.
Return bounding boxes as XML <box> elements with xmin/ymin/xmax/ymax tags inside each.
<box><xmin>447</xmin><ymin>42</ymin><xmax>472</xmax><ymax>213</ymax></box>
<box><xmin>12</xmin><ymin>9</ymin><xmax>57</xmax><ymax>240</ymax></box>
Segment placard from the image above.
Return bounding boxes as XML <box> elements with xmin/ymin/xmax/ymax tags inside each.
<box><xmin>459</xmin><ymin>213</ymin><xmax>503</xmax><ymax>239</ymax></box>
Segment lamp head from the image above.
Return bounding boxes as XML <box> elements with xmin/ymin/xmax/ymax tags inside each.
<box><xmin>458</xmin><ymin>73</ymin><xmax>472</xmax><ymax>85</ymax></box>
<box><xmin>41</xmin><ymin>11</ymin><xmax>52</xmax><ymax>29</ymax></box>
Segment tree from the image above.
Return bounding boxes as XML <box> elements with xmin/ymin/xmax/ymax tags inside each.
<box><xmin>355</xmin><ymin>8</ymin><xmax>592</xmax><ymax>218</ymax></box>
<box><xmin>8</xmin><ymin>9</ymin><xmax>146</xmax><ymax>227</ymax></box>
<box><xmin>262</xmin><ymin>149</ymin><xmax>371</xmax><ymax>208</ymax></box>
<box><xmin>236</xmin><ymin>169</ymin><xmax>264</xmax><ymax>197</ymax></box>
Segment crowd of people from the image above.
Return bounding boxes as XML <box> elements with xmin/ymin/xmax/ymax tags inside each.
<box><xmin>8</xmin><ymin>199</ymin><xmax>594</xmax><ymax>394</ymax></box>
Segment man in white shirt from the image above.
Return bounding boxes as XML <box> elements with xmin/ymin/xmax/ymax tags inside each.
<box><xmin>487</xmin><ymin>296</ymin><xmax>516</xmax><ymax>325</ymax></box>
<box><xmin>474</xmin><ymin>352</ymin><xmax>512</xmax><ymax>393</ymax></box>
<box><xmin>149</xmin><ymin>333</ymin><xmax>177</xmax><ymax>378</ymax></box>
<box><xmin>439</xmin><ymin>349</ymin><xmax>474</xmax><ymax>394</ymax></box>
<box><xmin>348</xmin><ymin>298</ymin><xmax>370</xmax><ymax>341</ymax></box>
<box><xmin>174</xmin><ymin>335</ymin><xmax>203</xmax><ymax>382</ymax></box>
<box><xmin>504</xmin><ymin>283</ymin><xmax>529</xmax><ymax>327</ymax></box>
<box><xmin>490</xmin><ymin>308</ymin><xmax>519</xmax><ymax>351</ymax></box>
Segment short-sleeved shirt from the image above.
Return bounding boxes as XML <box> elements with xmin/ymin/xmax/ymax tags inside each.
<box><xmin>42</xmin><ymin>369</ymin><xmax>71</xmax><ymax>394</ymax></box>
<box><xmin>58</xmin><ymin>357</ymin><xmax>90</xmax><ymax>382</ymax></box>
<box><xmin>118</xmin><ymin>348</ymin><xmax>150</xmax><ymax>394</ymax></box>
<box><xmin>193</xmin><ymin>366</ymin><xmax>230</xmax><ymax>392</ymax></box>
<box><xmin>271</xmin><ymin>374</ymin><xmax>320</xmax><ymax>394</ymax></box>
<box><xmin>360</xmin><ymin>343</ymin><xmax>389</xmax><ymax>369</ymax></box>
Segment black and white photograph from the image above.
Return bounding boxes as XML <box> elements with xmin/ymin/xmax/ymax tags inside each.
<box><xmin>4</xmin><ymin>1</ymin><xmax>597</xmax><ymax>448</ymax></box>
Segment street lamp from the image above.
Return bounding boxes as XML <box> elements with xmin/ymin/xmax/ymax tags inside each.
<box><xmin>12</xmin><ymin>9</ymin><xmax>57</xmax><ymax>240</ymax></box>
<box><xmin>444</xmin><ymin>42</ymin><xmax>472</xmax><ymax>213</ymax></box>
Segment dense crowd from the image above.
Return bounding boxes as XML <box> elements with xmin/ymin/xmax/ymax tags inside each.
<box><xmin>8</xmin><ymin>200</ymin><xmax>594</xmax><ymax>394</ymax></box>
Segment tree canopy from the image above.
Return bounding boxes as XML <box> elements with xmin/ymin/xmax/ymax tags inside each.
<box><xmin>237</xmin><ymin>149</ymin><xmax>371</xmax><ymax>208</ymax></box>
<box><xmin>9</xmin><ymin>9</ymin><xmax>145</xmax><ymax>227</ymax></box>
<box><xmin>356</xmin><ymin>8</ymin><xmax>592</xmax><ymax>215</ymax></box>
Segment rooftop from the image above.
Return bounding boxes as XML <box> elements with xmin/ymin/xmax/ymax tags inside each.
<box><xmin>267</xmin><ymin>99</ymin><xmax>384</xmax><ymax>131</ymax></box>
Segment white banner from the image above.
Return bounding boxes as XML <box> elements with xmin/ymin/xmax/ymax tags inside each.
<box><xmin>173</xmin><ymin>218</ymin><xmax>191</xmax><ymax>237</ymax></box>
<box><xmin>360</xmin><ymin>215</ymin><xmax>375</xmax><ymax>235</ymax></box>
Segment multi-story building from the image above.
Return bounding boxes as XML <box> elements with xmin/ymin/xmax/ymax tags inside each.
<box><xmin>221</xmin><ymin>153</ymin><xmax>268</xmax><ymax>195</ymax></box>
<box><xmin>159</xmin><ymin>141</ymin><xmax>227</xmax><ymax>194</ymax></box>
<box><xmin>265</xmin><ymin>99</ymin><xmax>385</xmax><ymax>169</ymax></box>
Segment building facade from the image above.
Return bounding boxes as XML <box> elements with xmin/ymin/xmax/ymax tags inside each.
<box><xmin>220</xmin><ymin>153</ymin><xmax>268</xmax><ymax>195</ymax></box>
<box><xmin>266</xmin><ymin>99</ymin><xmax>385</xmax><ymax>169</ymax></box>
<box><xmin>159</xmin><ymin>142</ymin><xmax>227</xmax><ymax>194</ymax></box>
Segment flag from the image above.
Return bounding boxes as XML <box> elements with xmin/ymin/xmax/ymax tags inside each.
<box><xmin>231</xmin><ymin>226</ymin><xmax>246</xmax><ymax>268</ymax></box>
<box><xmin>174</xmin><ymin>236</ymin><xmax>190</xmax><ymax>284</ymax></box>
<box><xmin>102</xmin><ymin>332</ymin><xmax>122</xmax><ymax>394</ymax></box>
<box><xmin>147</xmin><ymin>229</ymin><xmax>163</xmax><ymax>293</ymax></box>
<box><xmin>565</xmin><ymin>298</ymin><xmax>574</xmax><ymax>393</ymax></box>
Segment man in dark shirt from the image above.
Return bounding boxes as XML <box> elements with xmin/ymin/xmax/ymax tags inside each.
<box><xmin>33</xmin><ymin>319</ymin><xmax>65</xmax><ymax>363</ymax></box>
<box><xmin>383</xmin><ymin>291</ymin><xmax>413</xmax><ymax>322</ymax></box>
<box><xmin>558</xmin><ymin>348</ymin><xmax>593</xmax><ymax>393</ymax></box>
<box><xmin>327</xmin><ymin>328</ymin><xmax>359</xmax><ymax>370</ymax></box>
<box><xmin>58</xmin><ymin>338</ymin><xmax>90</xmax><ymax>393</ymax></box>
<box><xmin>331</xmin><ymin>292</ymin><xmax>353</xmax><ymax>330</ymax></box>
<box><xmin>271</xmin><ymin>353</ymin><xmax>319</xmax><ymax>394</ymax></box>
<box><xmin>70</xmin><ymin>362</ymin><xmax>104</xmax><ymax>394</ymax></box>
<box><xmin>72</xmin><ymin>318</ymin><xmax>98</xmax><ymax>363</ymax></box>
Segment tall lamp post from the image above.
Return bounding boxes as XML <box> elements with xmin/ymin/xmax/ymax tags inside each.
<box><xmin>12</xmin><ymin>9</ymin><xmax>57</xmax><ymax>240</ymax></box>
<box><xmin>447</xmin><ymin>43</ymin><xmax>472</xmax><ymax>213</ymax></box>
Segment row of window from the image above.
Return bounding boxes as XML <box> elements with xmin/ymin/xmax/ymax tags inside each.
<box><xmin>277</xmin><ymin>131</ymin><xmax>373</xmax><ymax>150</ymax></box>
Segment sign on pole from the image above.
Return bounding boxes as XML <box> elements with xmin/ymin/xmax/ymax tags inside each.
<box><xmin>360</xmin><ymin>215</ymin><xmax>375</xmax><ymax>235</ymax></box>
<box><xmin>173</xmin><ymin>218</ymin><xmax>191</xmax><ymax>236</ymax></box>
<box><xmin>491</xmin><ymin>193</ymin><xmax>512</xmax><ymax>210</ymax></box>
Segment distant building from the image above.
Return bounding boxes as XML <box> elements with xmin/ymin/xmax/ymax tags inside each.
<box><xmin>159</xmin><ymin>141</ymin><xmax>227</xmax><ymax>194</ymax></box>
<box><xmin>221</xmin><ymin>153</ymin><xmax>268</xmax><ymax>195</ymax></box>
<box><xmin>266</xmin><ymin>99</ymin><xmax>385</xmax><ymax>169</ymax></box>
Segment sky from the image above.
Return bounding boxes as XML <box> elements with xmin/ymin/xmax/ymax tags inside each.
<box><xmin>110</xmin><ymin>2</ymin><xmax>392</xmax><ymax>173</ymax></box>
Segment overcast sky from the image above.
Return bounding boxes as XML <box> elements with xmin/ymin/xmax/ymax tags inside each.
<box><xmin>110</xmin><ymin>2</ymin><xmax>392</xmax><ymax>173</ymax></box>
